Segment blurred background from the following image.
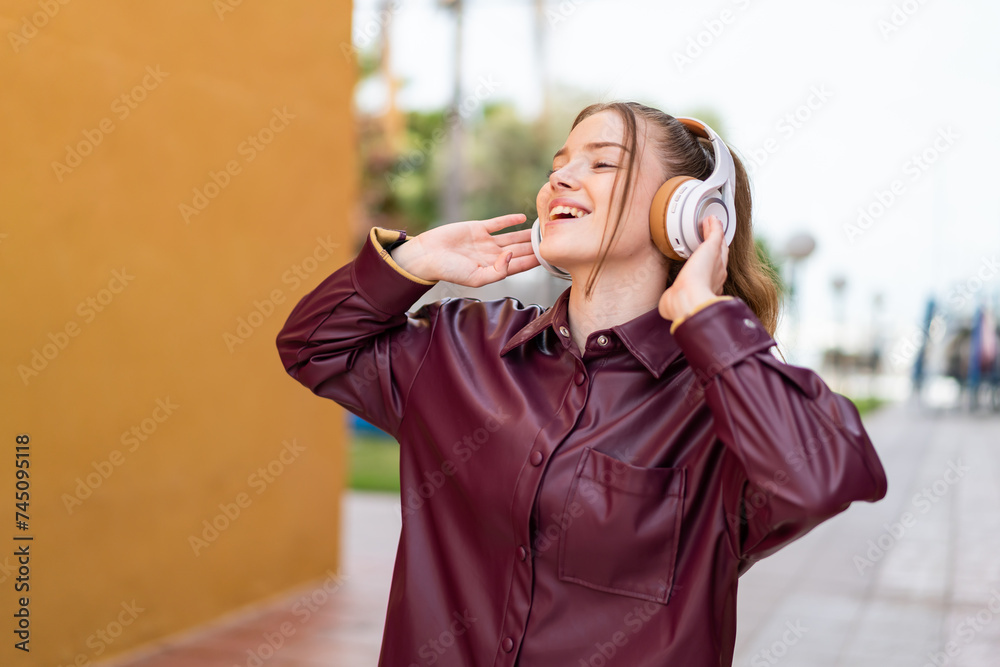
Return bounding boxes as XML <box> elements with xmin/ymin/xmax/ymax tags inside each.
<box><xmin>2</xmin><ymin>0</ymin><xmax>998</xmax><ymax>666</ymax></box>
<box><xmin>347</xmin><ymin>0</ymin><xmax>1000</xmax><ymax>414</ymax></box>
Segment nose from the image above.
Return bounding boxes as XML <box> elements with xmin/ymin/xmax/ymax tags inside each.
<box><xmin>549</xmin><ymin>162</ymin><xmax>580</xmax><ymax>191</ymax></box>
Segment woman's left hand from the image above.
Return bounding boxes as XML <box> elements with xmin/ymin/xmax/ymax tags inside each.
<box><xmin>658</xmin><ymin>215</ymin><xmax>729</xmax><ymax>322</ymax></box>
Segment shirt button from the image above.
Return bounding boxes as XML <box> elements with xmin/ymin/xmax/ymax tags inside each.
<box><xmin>502</xmin><ymin>637</ymin><xmax>514</xmax><ymax>652</ymax></box>
<box><xmin>597</xmin><ymin>334</ymin><xmax>609</xmax><ymax>346</ymax></box>
<box><xmin>558</xmin><ymin>325</ymin><xmax>570</xmax><ymax>337</ymax></box>
<box><xmin>530</xmin><ymin>450</ymin><xmax>544</xmax><ymax>466</ymax></box>
<box><xmin>574</xmin><ymin>372</ymin><xmax>586</xmax><ymax>385</ymax></box>
<box><xmin>518</xmin><ymin>546</ymin><xmax>528</xmax><ymax>561</ymax></box>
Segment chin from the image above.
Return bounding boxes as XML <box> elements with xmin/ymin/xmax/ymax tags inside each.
<box><xmin>539</xmin><ymin>238</ymin><xmax>598</xmax><ymax>272</ymax></box>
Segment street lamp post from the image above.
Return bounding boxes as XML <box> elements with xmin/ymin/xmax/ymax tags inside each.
<box><xmin>782</xmin><ymin>232</ymin><xmax>816</xmax><ymax>363</ymax></box>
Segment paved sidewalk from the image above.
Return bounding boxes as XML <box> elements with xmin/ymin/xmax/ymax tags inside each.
<box><xmin>101</xmin><ymin>492</ymin><xmax>399</xmax><ymax>666</ymax></box>
<box><xmin>732</xmin><ymin>403</ymin><xmax>1000</xmax><ymax>666</ymax></box>
<box><xmin>105</xmin><ymin>403</ymin><xmax>1000</xmax><ymax>666</ymax></box>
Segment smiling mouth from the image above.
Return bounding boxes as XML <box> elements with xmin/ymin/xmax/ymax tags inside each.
<box><xmin>548</xmin><ymin>205</ymin><xmax>590</xmax><ymax>220</ymax></box>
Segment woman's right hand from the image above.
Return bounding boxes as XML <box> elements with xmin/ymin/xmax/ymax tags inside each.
<box><xmin>389</xmin><ymin>213</ymin><xmax>540</xmax><ymax>287</ymax></box>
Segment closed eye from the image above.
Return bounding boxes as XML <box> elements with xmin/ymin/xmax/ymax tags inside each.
<box><xmin>547</xmin><ymin>162</ymin><xmax>617</xmax><ymax>176</ymax></box>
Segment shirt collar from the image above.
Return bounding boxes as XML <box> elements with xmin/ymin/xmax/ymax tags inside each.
<box><xmin>500</xmin><ymin>288</ymin><xmax>683</xmax><ymax>379</ymax></box>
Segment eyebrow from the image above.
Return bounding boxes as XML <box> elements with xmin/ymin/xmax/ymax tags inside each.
<box><xmin>552</xmin><ymin>141</ymin><xmax>630</xmax><ymax>160</ymax></box>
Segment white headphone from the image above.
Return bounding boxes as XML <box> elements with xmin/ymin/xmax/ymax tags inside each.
<box><xmin>530</xmin><ymin>216</ymin><xmax>571</xmax><ymax>280</ymax></box>
<box><xmin>531</xmin><ymin>116</ymin><xmax>736</xmax><ymax>280</ymax></box>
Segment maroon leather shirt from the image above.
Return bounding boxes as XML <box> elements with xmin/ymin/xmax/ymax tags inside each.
<box><xmin>276</xmin><ymin>228</ymin><xmax>888</xmax><ymax>667</ymax></box>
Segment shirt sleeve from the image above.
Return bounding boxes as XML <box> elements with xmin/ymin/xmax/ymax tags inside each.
<box><xmin>670</xmin><ymin>297</ymin><xmax>888</xmax><ymax>567</ymax></box>
<box><xmin>275</xmin><ymin>227</ymin><xmax>440</xmax><ymax>437</ymax></box>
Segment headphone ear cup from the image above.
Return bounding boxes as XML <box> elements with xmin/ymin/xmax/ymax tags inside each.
<box><xmin>649</xmin><ymin>175</ymin><xmax>697</xmax><ymax>261</ymax></box>
<box><xmin>531</xmin><ymin>218</ymin><xmax>572</xmax><ymax>281</ymax></box>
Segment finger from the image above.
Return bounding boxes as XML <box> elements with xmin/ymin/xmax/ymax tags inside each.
<box><xmin>704</xmin><ymin>216</ymin><xmax>724</xmax><ymax>245</ymax></box>
<box><xmin>496</xmin><ymin>240</ymin><xmax>535</xmax><ymax>257</ymax></box>
<box><xmin>658</xmin><ymin>290</ymin><xmax>672</xmax><ymax>320</ymax></box>
<box><xmin>494</xmin><ymin>229</ymin><xmax>533</xmax><ymax>246</ymax></box>
<box><xmin>482</xmin><ymin>213</ymin><xmax>528</xmax><ymax>234</ymax></box>
<box><xmin>492</xmin><ymin>250</ymin><xmax>514</xmax><ymax>275</ymax></box>
<box><xmin>506</xmin><ymin>253</ymin><xmax>541</xmax><ymax>276</ymax></box>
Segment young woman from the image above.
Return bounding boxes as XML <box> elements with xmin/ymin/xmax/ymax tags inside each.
<box><xmin>277</xmin><ymin>102</ymin><xmax>887</xmax><ymax>666</ymax></box>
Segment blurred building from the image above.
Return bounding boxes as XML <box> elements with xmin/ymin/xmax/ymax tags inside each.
<box><xmin>0</xmin><ymin>2</ymin><xmax>354</xmax><ymax>665</ymax></box>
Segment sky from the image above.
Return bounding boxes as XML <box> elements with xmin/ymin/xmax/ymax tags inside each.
<box><xmin>349</xmin><ymin>0</ymin><xmax>1000</xmax><ymax>369</ymax></box>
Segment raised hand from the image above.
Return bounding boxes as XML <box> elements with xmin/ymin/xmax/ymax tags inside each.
<box><xmin>390</xmin><ymin>214</ymin><xmax>540</xmax><ymax>287</ymax></box>
<box><xmin>658</xmin><ymin>215</ymin><xmax>730</xmax><ymax>322</ymax></box>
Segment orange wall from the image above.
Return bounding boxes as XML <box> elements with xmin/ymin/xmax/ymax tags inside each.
<box><xmin>0</xmin><ymin>2</ymin><xmax>354</xmax><ymax>665</ymax></box>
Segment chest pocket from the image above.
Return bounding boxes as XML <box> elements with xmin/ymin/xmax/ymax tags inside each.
<box><xmin>557</xmin><ymin>447</ymin><xmax>686</xmax><ymax>605</ymax></box>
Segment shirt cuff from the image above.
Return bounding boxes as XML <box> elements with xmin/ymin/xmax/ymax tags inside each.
<box><xmin>671</xmin><ymin>298</ymin><xmax>776</xmax><ymax>381</ymax></box>
<box><xmin>351</xmin><ymin>227</ymin><xmax>438</xmax><ymax>314</ymax></box>
<box><xmin>669</xmin><ymin>295</ymin><xmax>734</xmax><ymax>335</ymax></box>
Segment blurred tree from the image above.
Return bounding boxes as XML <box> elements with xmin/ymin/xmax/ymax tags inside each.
<box><xmin>355</xmin><ymin>51</ymin><xmax>785</xmax><ymax>289</ymax></box>
<box><xmin>464</xmin><ymin>103</ymin><xmax>553</xmax><ymax>225</ymax></box>
<box><xmin>755</xmin><ymin>236</ymin><xmax>785</xmax><ymax>296</ymax></box>
<box><xmin>360</xmin><ymin>101</ymin><xmax>554</xmax><ymax>238</ymax></box>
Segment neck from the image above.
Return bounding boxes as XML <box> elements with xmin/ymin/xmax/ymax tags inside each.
<box><xmin>565</xmin><ymin>254</ymin><xmax>669</xmax><ymax>355</ymax></box>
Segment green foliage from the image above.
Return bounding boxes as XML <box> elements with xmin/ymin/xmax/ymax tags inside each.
<box><xmin>754</xmin><ymin>236</ymin><xmax>786</xmax><ymax>295</ymax></box>
<box><xmin>464</xmin><ymin>103</ymin><xmax>553</xmax><ymax>224</ymax></box>
<box><xmin>357</xmin><ymin>109</ymin><xmax>441</xmax><ymax>235</ymax></box>
<box><xmin>361</xmin><ymin>102</ymin><xmax>554</xmax><ymax>235</ymax></box>
<box><xmin>358</xmin><ymin>84</ymin><xmax>779</xmax><ymax>266</ymax></box>
<box><xmin>348</xmin><ymin>435</ymin><xmax>400</xmax><ymax>492</ymax></box>
<box><xmin>848</xmin><ymin>396</ymin><xmax>888</xmax><ymax>417</ymax></box>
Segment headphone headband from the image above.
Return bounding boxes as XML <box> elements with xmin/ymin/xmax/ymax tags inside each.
<box><xmin>650</xmin><ymin>117</ymin><xmax>737</xmax><ymax>260</ymax></box>
<box><xmin>678</xmin><ymin>117</ymin><xmax>711</xmax><ymax>140</ymax></box>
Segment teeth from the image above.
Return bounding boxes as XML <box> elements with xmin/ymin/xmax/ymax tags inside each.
<box><xmin>550</xmin><ymin>205</ymin><xmax>588</xmax><ymax>219</ymax></box>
